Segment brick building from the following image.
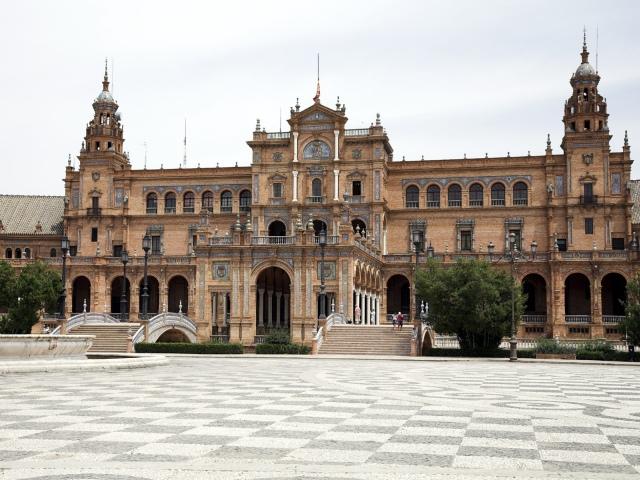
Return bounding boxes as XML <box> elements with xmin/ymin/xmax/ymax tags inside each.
<box><xmin>0</xmin><ymin>39</ymin><xmax>637</xmax><ymax>345</ymax></box>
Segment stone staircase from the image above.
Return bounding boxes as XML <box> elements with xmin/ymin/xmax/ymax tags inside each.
<box><xmin>70</xmin><ymin>323</ymin><xmax>140</xmax><ymax>353</ymax></box>
<box><xmin>319</xmin><ymin>325</ymin><xmax>412</xmax><ymax>356</ymax></box>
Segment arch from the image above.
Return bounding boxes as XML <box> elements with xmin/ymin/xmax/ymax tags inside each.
<box><xmin>143</xmin><ymin>313</ymin><xmax>197</xmax><ymax>344</ymax></box>
<box><xmin>448</xmin><ymin>183</ymin><xmax>462</xmax><ymax>207</ymax></box>
<box><xmin>564</xmin><ymin>273</ymin><xmax>591</xmax><ymax>315</ymax></box>
<box><xmin>521</xmin><ymin>273</ymin><xmax>547</xmax><ymax>315</ymax></box>
<box><xmin>157</xmin><ymin>329</ymin><xmax>191</xmax><ymax>343</ymax></box>
<box><xmin>202</xmin><ymin>190</ymin><xmax>214</xmax><ymax>213</ymax></box>
<box><xmin>513</xmin><ymin>181</ymin><xmax>528</xmax><ymax>206</ymax></box>
<box><xmin>490</xmin><ymin>182</ymin><xmax>506</xmax><ymax>206</ymax></box>
<box><xmin>72</xmin><ymin>276</ymin><xmax>91</xmax><ymax>313</ymax></box>
<box><xmin>405</xmin><ymin>185</ymin><xmax>419</xmax><ymax>208</ymax></box>
<box><xmin>24</xmin><ymin>248</ymin><xmax>31</xmax><ymax>259</ymax></box>
<box><xmin>183</xmin><ymin>191</ymin><xmax>195</xmax><ymax>213</ymax></box>
<box><xmin>311</xmin><ymin>178</ymin><xmax>322</xmax><ymax>198</ymax></box>
<box><xmin>220</xmin><ymin>190</ymin><xmax>233</xmax><ymax>213</ymax></box>
<box><xmin>426</xmin><ymin>184</ymin><xmax>440</xmax><ymax>208</ymax></box>
<box><xmin>386</xmin><ymin>274</ymin><xmax>410</xmax><ymax>317</ymax></box>
<box><xmin>146</xmin><ymin>192</ymin><xmax>158</xmax><ymax>214</ymax></box>
<box><xmin>139</xmin><ymin>276</ymin><xmax>160</xmax><ymax>315</ymax></box>
<box><xmin>239</xmin><ymin>189</ymin><xmax>252</xmax><ymax>212</ymax></box>
<box><xmin>164</xmin><ymin>191</ymin><xmax>176</xmax><ymax>214</ymax></box>
<box><xmin>15</xmin><ymin>248</ymin><xmax>22</xmax><ymax>259</ymax></box>
<box><xmin>4</xmin><ymin>248</ymin><xmax>11</xmax><ymax>259</ymax></box>
<box><xmin>303</xmin><ymin>139</ymin><xmax>331</xmax><ymax>160</ymax></box>
<box><xmin>168</xmin><ymin>275</ymin><xmax>189</xmax><ymax>313</ymax></box>
<box><xmin>110</xmin><ymin>276</ymin><xmax>130</xmax><ymax>314</ymax></box>
<box><xmin>50</xmin><ymin>248</ymin><xmax>57</xmax><ymax>258</ymax></box>
<box><xmin>312</xmin><ymin>219</ymin><xmax>327</xmax><ymax>236</ymax></box>
<box><xmin>352</xmin><ymin>219</ymin><xmax>367</xmax><ymax>237</ymax></box>
<box><xmin>601</xmin><ymin>273</ymin><xmax>627</xmax><ymax>316</ymax></box>
<box><xmin>469</xmin><ymin>183</ymin><xmax>483</xmax><ymax>206</ymax></box>
<box><xmin>268</xmin><ymin>220</ymin><xmax>287</xmax><ymax>237</ymax></box>
<box><xmin>255</xmin><ymin>266</ymin><xmax>291</xmax><ymax>334</ymax></box>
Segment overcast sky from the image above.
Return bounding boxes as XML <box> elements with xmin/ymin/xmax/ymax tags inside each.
<box><xmin>2</xmin><ymin>1</ymin><xmax>639</xmax><ymax>195</ymax></box>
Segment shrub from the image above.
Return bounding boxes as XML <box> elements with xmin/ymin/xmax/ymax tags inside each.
<box><xmin>264</xmin><ymin>330</ymin><xmax>291</xmax><ymax>345</ymax></box>
<box><xmin>535</xmin><ymin>338</ymin><xmax>576</xmax><ymax>354</ymax></box>
<box><xmin>575</xmin><ymin>341</ymin><xmax>618</xmax><ymax>361</ymax></box>
<box><xmin>256</xmin><ymin>343</ymin><xmax>310</xmax><ymax>354</ymax></box>
<box><xmin>423</xmin><ymin>348</ymin><xmax>535</xmax><ymax>358</ymax></box>
<box><xmin>135</xmin><ymin>342</ymin><xmax>243</xmax><ymax>354</ymax></box>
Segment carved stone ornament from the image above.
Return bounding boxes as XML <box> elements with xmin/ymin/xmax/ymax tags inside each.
<box><xmin>582</xmin><ymin>153</ymin><xmax>594</xmax><ymax>165</ymax></box>
<box><xmin>91</xmin><ymin>171</ymin><xmax>101</xmax><ymax>182</ymax></box>
<box><xmin>272</xmin><ymin>151</ymin><xmax>283</xmax><ymax>162</ymax></box>
<box><xmin>352</xmin><ymin>149</ymin><xmax>362</xmax><ymax>160</ymax></box>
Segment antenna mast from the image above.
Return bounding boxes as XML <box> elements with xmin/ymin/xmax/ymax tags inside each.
<box><xmin>596</xmin><ymin>26</ymin><xmax>599</xmax><ymax>73</ymax></box>
<box><xmin>183</xmin><ymin>119</ymin><xmax>187</xmax><ymax>167</ymax></box>
<box><xmin>144</xmin><ymin>141</ymin><xmax>148</xmax><ymax>169</ymax></box>
<box><xmin>111</xmin><ymin>57</ymin><xmax>114</xmax><ymax>96</ymax></box>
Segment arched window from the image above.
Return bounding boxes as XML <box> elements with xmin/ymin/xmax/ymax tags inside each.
<box><xmin>183</xmin><ymin>192</ymin><xmax>195</xmax><ymax>213</ymax></box>
<box><xmin>5</xmin><ymin>248</ymin><xmax>12</xmax><ymax>259</ymax></box>
<box><xmin>303</xmin><ymin>140</ymin><xmax>331</xmax><ymax>160</ymax></box>
<box><xmin>24</xmin><ymin>248</ymin><xmax>31</xmax><ymax>259</ymax></box>
<box><xmin>491</xmin><ymin>183</ymin><xmax>505</xmax><ymax>206</ymax></box>
<box><xmin>427</xmin><ymin>185</ymin><xmax>440</xmax><ymax>208</ymax></box>
<box><xmin>202</xmin><ymin>191</ymin><xmax>214</xmax><ymax>213</ymax></box>
<box><xmin>239</xmin><ymin>190</ymin><xmax>252</xmax><ymax>212</ymax></box>
<box><xmin>406</xmin><ymin>186</ymin><xmax>419</xmax><ymax>208</ymax></box>
<box><xmin>513</xmin><ymin>182</ymin><xmax>528</xmax><ymax>206</ymax></box>
<box><xmin>311</xmin><ymin>178</ymin><xmax>322</xmax><ymax>202</ymax></box>
<box><xmin>352</xmin><ymin>219</ymin><xmax>367</xmax><ymax>237</ymax></box>
<box><xmin>469</xmin><ymin>183</ymin><xmax>483</xmax><ymax>207</ymax></box>
<box><xmin>15</xmin><ymin>248</ymin><xmax>22</xmax><ymax>259</ymax></box>
<box><xmin>164</xmin><ymin>192</ymin><xmax>176</xmax><ymax>214</ymax></box>
<box><xmin>50</xmin><ymin>248</ymin><xmax>56</xmax><ymax>258</ymax></box>
<box><xmin>448</xmin><ymin>184</ymin><xmax>462</xmax><ymax>207</ymax></box>
<box><xmin>146</xmin><ymin>193</ymin><xmax>158</xmax><ymax>214</ymax></box>
<box><xmin>220</xmin><ymin>191</ymin><xmax>232</xmax><ymax>213</ymax></box>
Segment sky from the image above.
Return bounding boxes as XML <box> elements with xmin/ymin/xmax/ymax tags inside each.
<box><xmin>1</xmin><ymin>0</ymin><xmax>639</xmax><ymax>195</ymax></box>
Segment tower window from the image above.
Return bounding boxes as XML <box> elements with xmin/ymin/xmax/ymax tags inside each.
<box><xmin>584</xmin><ymin>120</ymin><xmax>591</xmax><ymax>131</ymax></box>
<box><xmin>585</xmin><ymin>218</ymin><xmax>594</xmax><ymax>235</ymax></box>
<box><xmin>91</xmin><ymin>227</ymin><xmax>98</xmax><ymax>242</ymax></box>
<box><xmin>273</xmin><ymin>183</ymin><xmax>283</xmax><ymax>198</ymax></box>
<box><xmin>107</xmin><ymin>141</ymin><xmax>113</xmax><ymax>150</ymax></box>
<box><xmin>95</xmin><ymin>142</ymin><xmax>100</xmax><ymax>151</ymax></box>
<box><xmin>570</xmin><ymin>121</ymin><xmax>576</xmax><ymax>131</ymax></box>
<box><xmin>352</xmin><ymin>181</ymin><xmax>362</xmax><ymax>196</ymax></box>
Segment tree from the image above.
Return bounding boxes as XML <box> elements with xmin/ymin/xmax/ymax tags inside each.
<box><xmin>0</xmin><ymin>260</ymin><xmax>16</xmax><ymax>310</ymax></box>
<box><xmin>416</xmin><ymin>258</ymin><xmax>524</xmax><ymax>355</ymax></box>
<box><xmin>0</xmin><ymin>261</ymin><xmax>61</xmax><ymax>334</ymax></box>
<box><xmin>621</xmin><ymin>274</ymin><xmax>640</xmax><ymax>347</ymax></box>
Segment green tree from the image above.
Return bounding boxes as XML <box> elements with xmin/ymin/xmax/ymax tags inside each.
<box><xmin>0</xmin><ymin>261</ymin><xmax>61</xmax><ymax>334</ymax></box>
<box><xmin>0</xmin><ymin>260</ymin><xmax>16</xmax><ymax>310</ymax></box>
<box><xmin>416</xmin><ymin>259</ymin><xmax>524</xmax><ymax>355</ymax></box>
<box><xmin>621</xmin><ymin>273</ymin><xmax>640</xmax><ymax>347</ymax></box>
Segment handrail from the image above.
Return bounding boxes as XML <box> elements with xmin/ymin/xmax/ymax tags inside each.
<box><xmin>144</xmin><ymin>312</ymin><xmax>197</xmax><ymax>343</ymax></box>
<box><xmin>66</xmin><ymin>312</ymin><xmax>119</xmax><ymax>331</ymax></box>
<box><xmin>132</xmin><ymin>324</ymin><xmax>146</xmax><ymax>344</ymax></box>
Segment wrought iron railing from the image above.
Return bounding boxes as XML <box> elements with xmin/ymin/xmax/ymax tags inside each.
<box><xmin>86</xmin><ymin>208</ymin><xmax>102</xmax><ymax>216</ymax></box>
<box><xmin>513</xmin><ymin>198</ymin><xmax>528</xmax><ymax>206</ymax></box>
<box><xmin>491</xmin><ymin>198</ymin><xmax>505</xmax><ymax>206</ymax></box>
<box><xmin>251</xmin><ymin>236</ymin><xmax>296</xmax><ymax>245</ymax></box>
<box><xmin>426</xmin><ymin>200</ymin><xmax>440</xmax><ymax>208</ymax></box>
<box><xmin>565</xmin><ymin>315</ymin><xmax>592</xmax><ymax>324</ymax></box>
<box><xmin>469</xmin><ymin>199</ymin><xmax>483</xmax><ymax>207</ymax></box>
<box><xmin>406</xmin><ymin>200</ymin><xmax>419</xmax><ymax>209</ymax></box>
<box><xmin>603</xmin><ymin>315</ymin><xmax>625</xmax><ymax>324</ymax></box>
<box><xmin>448</xmin><ymin>199</ymin><xmax>462</xmax><ymax>207</ymax></box>
<box><xmin>579</xmin><ymin>195</ymin><xmax>599</xmax><ymax>205</ymax></box>
<box><xmin>521</xmin><ymin>314</ymin><xmax>547</xmax><ymax>324</ymax></box>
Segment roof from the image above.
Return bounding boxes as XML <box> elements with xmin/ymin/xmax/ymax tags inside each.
<box><xmin>631</xmin><ymin>180</ymin><xmax>640</xmax><ymax>225</ymax></box>
<box><xmin>0</xmin><ymin>195</ymin><xmax>64</xmax><ymax>235</ymax></box>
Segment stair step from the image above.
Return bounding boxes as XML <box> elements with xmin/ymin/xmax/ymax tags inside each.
<box><xmin>319</xmin><ymin>325</ymin><xmax>412</xmax><ymax>356</ymax></box>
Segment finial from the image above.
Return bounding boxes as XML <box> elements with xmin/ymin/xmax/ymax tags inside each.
<box><xmin>402</xmin><ymin>155</ymin><xmax>405</xmax><ymax>161</ymax></box>
<box><xmin>336</xmin><ymin>96</ymin><xmax>341</xmax><ymax>109</ymax></box>
<box><xmin>197</xmin><ymin>162</ymin><xmax>200</xmax><ymax>168</ymax></box>
<box><xmin>507</xmin><ymin>151</ymin><xmax>510</xmax><ymax>158</ymax></box>
<box><xmin>104</xmin><ymin>57</ymin><xmax>108</xmax><ymax>80</ymax></box>
<box><xmin>102</xmin><ymin>58</ymin><xmax>109</xmax><ymax>91</ymax></box>
<box><xmin>67</xmin><ymin>154</ymin><xmax>71</xmax><ymax>166</ymax></box>
<box><xmin>463</xmin><ymin>153</ymin><xmax>466</xmax><ymax>159</ymax></box>
<box><xmin>583</xmin><ymin>26</ymin><xmax>587</xmax><ymax>49</ymax></box>
<box><xmin>581</xmin><ymin>27</ymin><xmax>589</xmax><ymax>64</ymax></box>
<box><xmin>235</xmin><ymin>161</ymin><xmax>238</xmax><ymax>167</ymax></box>
<box><xmin>235</xmin><ymin>212</ymin><xmax>242</xmax><ymax>230</ymax></box>
<box><xmin>255</xmin><ymin>118</ymin><xmax>261</xmax><ymax>132</ymax></box>
<box><xmin>527</xmin><ymin>150</ymin><xmax>530</xmax><ymax>156</ymax></box>
<box><xmin>313</xmin><ymin>53</ymin><xmax>320</xmax><ymax>103</ymax></box>
<box><xmin>245</xmin><ymin>215</ymin><xmax>253</xmax><ymax>233</ymax></box>
<box><xmin>485</xmin><ymin>152</ymin><xmax>488</xmax><ymax>158</ymax></box>
<box><xmin>421</xmin><ymin>155</ymin><xmax>424</xmax><ymax>160</ymax></box>
<box><xmin>547</xmin><ymin>133</ymin><xmax>551</xmax><ymax>147</ymax></box>
<box><xmin>216</xmin><ymin>162</ymin><xmax>219</xmax><ymax>168</ymax></box>
<box><xmin>375</xmin><ymin>113</ymin><xmax>381</xmax><ymax>126</ymax></box>
<box><xmin>624</xmin><ymin>130</ymin><xmax>629</xmax><ymax>147</ymax></box>
<box><xmin>295</xmin><ymin>97</ymin><xmax>300</xmax><ymax>111</ymax></box>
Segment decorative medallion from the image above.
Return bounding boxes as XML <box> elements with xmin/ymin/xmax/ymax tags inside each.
<box><xmin>91</xmin><ymin>171</ymin><xmax>100</xmax><ymax>182</ymax></box>
<box><xmin>317</xmin><ymin>261</ymin><xmax>336</xmax><ymax>281</ymax></box>
<box><xmin>352</xmin><ymin>149</ymin><xmax>362</xmax><ymax>160</ymax></box>
<box><xmin>212</xmin><ymin>262</ymin><xmax>229</xmax><ymax>280</ymax></box>
<box><xmin>272</xmin><ymin>151</ymin><xmax>283</xmax><ymax>162</ymax></box>
<box><xmin>303</xmin><ymin>140</ymin><xmax>331</xmax><ymax>160</ymax></box>
<box><xmin>582</xmin><ymin>153</ymin><xmax>594</xmax><ymax>165</ymax></box>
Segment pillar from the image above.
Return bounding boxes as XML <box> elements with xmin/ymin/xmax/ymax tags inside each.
<box><xmin>267</xmin><ymin>290</ymin><xmax>273</xmax><ymax>327</ymax></box>
<box><xmin>292</xmin><ymin>171</ymin><xmax>299</xmax><ymax>202</ymax></box>
<box><xmin>283</xmin><ymin>293</ymin><xmax>290</xmax><ymax>326</ymax></box>
<box><xmin>293</xmin><ymin>132</ymin><xmax>299</xmax><ymax>162</ymax></box>
<box><xmin>258</xmin><ymin>288</ymin><xmax>265</xmax><ymax>327</ymax></box>
<box><xmin>276</xmin><ymin>291</ymin><xmax>282</xmax><ymax>328</ymax></box>
<box><xmin>333</xmin><ymin>129</ymin><xmax>339</xmax><ymax>161</ymax></box>
<box><xmin>211</xmin><ymin>292</ymin><xmax>217</xmax><ymax>329</ymax></box>
<box><xmin>333</xmin><ymin>169</ymin><xmax>340</xmax><ymax>201</ymax></box>
<box><xmin>222</xmin><ymin>293</ymin><xmax>228</xmax><ymax>326</ymax></box>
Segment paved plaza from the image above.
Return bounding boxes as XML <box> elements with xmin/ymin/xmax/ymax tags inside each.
<box><xmin>1</xmin><ymin>357</ymin><xmax>640</xmax><ymax>479</ymax></box>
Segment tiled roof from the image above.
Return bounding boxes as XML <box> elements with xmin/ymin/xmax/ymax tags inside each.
<box><xmin>631</xmin><ymin>180</ymin><xmax>640</xmax><ymax>225</ymax></box>
<box><xmin>0</xmin><ymin>195</ymin><xmax>64</xmax><ymax>235</ymax></box>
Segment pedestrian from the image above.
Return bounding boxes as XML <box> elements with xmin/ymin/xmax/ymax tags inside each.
<box><xmin>392</xmin><ymin>313</ymin><xmax>397</xmax><ymax>329</ymax></box>
<box><xmin>397</xmin><ymin>311</ymin><xmax>404</xmax><ymax>329</ymax></box>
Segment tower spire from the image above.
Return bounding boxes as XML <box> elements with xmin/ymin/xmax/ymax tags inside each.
<box><xmin>103</xmin><ymin>58</ymin><xmax>109</xmax><ymax>91</ymax></box>
<box><xmin>313</xmin><ymin>53</ymin><xmax>320</xmax><ymax>103</ymax></box>
<box><xmin>581</xmin><ymin>27</ymin><xmax>589</xmax><ymax>64</ymax></box>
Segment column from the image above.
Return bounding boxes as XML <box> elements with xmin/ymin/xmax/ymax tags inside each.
<box><xmin>258</xmin><ymin>288</ymin><xmax>265</xmax><ymax>327</ymax></box>
<box><xmin>333</xmin><ymin>129</ymin><xmax>339</xmax><ymax>161</ymax></box>
<box><xmin>369</xmin><ymin>294</ymin><xmax>374</xmax><ymax>325</ymax></box>
<box><xmin>333</xmin><ymin>169</ymin><xmax>340</xmax><ymax>201</ymax></box>
<box><xmin>276</xmin><ymin>292</ymin><xmax>282</xmax><ymax>328</ymax></box>
<box><xmin>222</xmin><ymin>293</ymin><xmax>227</xmax><ymax>326</ymax></box>
<box><xmin>292</xmin><ymin>171</ymin><xmax>299</xmax><ymax>202</ymax></box>
<box><xmin>267</xmin><ymin>290</ymin><xmax>273</xmax><ymax>327</ymax></box>
<box><xmin>293</xmin><ymin>132</ymin><xmax>299</xmax><ymax>162</ymax></box>
<box><xmin>212</xmin><ymin>292</ymin><xmax>217</xmax><ymax>329</ymax></box>
<box><xmin>283</xmin><ymin>293</ymin><xmax>290</xmax><ymax>327</ymax></box>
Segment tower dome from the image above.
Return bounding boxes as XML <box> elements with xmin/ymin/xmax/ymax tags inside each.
<box><xmin>574</xmin><ymin>31</ymin><xmax>597</xmax><ymax>78</ymax></box>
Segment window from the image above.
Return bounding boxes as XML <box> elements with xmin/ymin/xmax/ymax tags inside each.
<box><xmin>24</xmin><ymin>248</ymin><xmax>31</xmax><ymax>259</ymax></box>
<box><xmin>112</xmin><ymin>245</ymin><xmax>122</xmax><ymax>258</ymax></box>
<box><xmin>426</xmin><ymin>185</ymin><xmax>440</xmax><ymax>208</ymax></box>
<box><xmin>202</xmin><ymin>191</ymin><xmax>214</xmax><ymax>213</ymax></box>
<box><xmin>164</xmin><ymin>192</ymin><xmax>176</xmax><ymax>214</ymax></box>
<box><xmin>5</xmin><ymin>248</ymin><xmax>11</xmax><ymax>259</ymax></box>
<box><xmin>556</xmin><ymin>238</ymin><xmax>567</xmax><ymax>251</ymax></box>
<box><xmin>151</xmin><ymin>236</ymin><xmax>161</xmax><ymax>255</ymax></box>
<box><xmin>220</xmin><ymin>191</ymin><xmax>232</xmax><ymax>213</ymax></box>
<box><xmin>146</xmin><ymin>193</ymin><xmax>158</xmax><ymax>214</ymax></box>
<box><xmin>352</xmin><ymin>181</ymin><xmax>362</xmax><ymax>196</ymax></box>
<box><xmin>15</xmin><ymin>248</ymin><xmax>22</xmax><ymax>259</ymax></box>
<box><xmin>239</xmin><ymin>190</ymin><xmax>251</xmax><ymax>212</ymax></box>
<box><xmin>555</xmin><ymin>175</ymin><xmax>564</xmax><ymax>196</ymax></box>
<box><xmin>303</xmin><ymin>140</ymin><xmax>331</xmax><ymax>160</ymax></box>
<box><xmin>612</xmin><ymin>238</ymin><xmax>625</xmax><ymax>250</ymax></box>
<box><xmin>448</xmin><ymin>184</ymin><xmax>461</xmax><ymax>207</ymax></box>
<box><xmin>273</xmin><ymin>183</ymin><xmax>283</xmax><ymax>198</ymax></box>
<box><xmin>585</xmin><ymin>218</ymin><xmax>594</xmax><ymax>235</ymax></box>
<box><xmin>569</xmin><ymin>326</ymin><xmax>590</xmax><ymax>335</ymax></box>
<box><xmin>92</xmin><ymin>197</ymin><xmax>99</xmax><ymax>209</ymax></box>
<box><xmin>91</xmin><ymin>227</ymin><xmax>98</xmax><ymax>242</ymax></box>
<box><xmin>461</xmin><ymin>231</ymin><xmax>472</xmax><ymax>251</ymax></box>
<box><xmin>491</xmin><ymin>183</ymin><xmax>505</xmax><ymax>206</ymax></box>
<box><xmin>406</xmin><ymin>186</ymin><xmax>419</xmax><ymax>208</ymax></box>
<box><xmin>611</xmin><ymin>173</ymin><xmax>622</xmax><ymax>194</ymax></box>
<box><xmin>513</xmin><ymin>182</ymin><xmax>528</xmax><ymax>206</ymax></box>
<box><xmin>311</xmin><ymin>178</ymin><xmax>322</xmax><ymax>198</ymax></box>
<box><xmin>69</xmin><ymin>246</ymin><xmax>77</xmax><ymax>256</ymax></box>
<box><xmin>584</xmin><ymin>120</ymin><xmax>591</xmax><ymax>131</ymax></box>
<box><xmin>582</xmin><ymin>183</ymin><xmax>595</xmax><ymax>204</ymax></box>
<box><xmin>183</xmin><ymin>192</ymin><xmax>195</xmax><ymax>213</ymax></box>
<box><xmin>469</xmin><ymin>183</ymin><xmax>483</xmax><ymax>206</ymax></box>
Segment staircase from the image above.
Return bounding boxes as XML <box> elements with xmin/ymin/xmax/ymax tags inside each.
<box><xmin>69</xmin><ymin>323</ymin><xmax>140</xmax><ymax>353</ymax></box>
<box><xmin>319</xmin><ymin>325</ymin><xmax>412</xmax><ymax>356</ymax></box>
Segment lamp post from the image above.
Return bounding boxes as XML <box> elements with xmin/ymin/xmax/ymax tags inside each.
<box><xmin>60</xmin><ymin>236</ymin><xmax>69</xmax><ymax>318</ymax></box>
<box><xmin>411</xmin><ymin>230</ymin><xmax>423</xmax><ymax>320</ymax></box>
<box><xmin>141</xmin><ymin>235</ymin><xmax>151</xmax><ymax>320</ymax></box>
<box><xmin>318</xmin><ymin>228</ymin><xmax>327</xmax><ymax>321</ymax></box>
<box><xmin>120</xmin><ymin>249</ymin><xmax>129</xmax><ymax>321</ymax></box>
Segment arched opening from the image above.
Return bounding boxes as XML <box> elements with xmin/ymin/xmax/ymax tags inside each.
<box><xmin>255</xmin><ymin>266</ymin><xmax>291</xmax><ymax>334</ymax></box>
<box><xmin>202</xmin><ymin>191</ymin><xmax>214</xmax><ymax>213</ymax></box>
<box><xmin>386</xmin><ymin>274</ymin><xmax>410</xmax><ymax>318</ymax></box>
<box><xmin>448</xmin><ymin>184</ymin><xmax>462</xmax><ymax>207</ymax></box>
<box><xmin>239</xmin><ymin>190</ymin><xmax>252</xmax><ymax>213</ymax></box>
<box><xmin>491</xmin><ymin>183</ymin><xmax>506</xmax><ymax>206</ymax></box>
<box><xmin>311</xmin><ymin>178</ymin><xmax>323</xmax><ymax>201</ymax></box>
<box><xmin>168</xmin><ymin>276</ymin><xmax>189</xmax><ymax>313</ymax></box>
<box><xmin>268</xmin><ymin>220</ymin><xmax>286</xmax><ymax>237</ymax></box>
<box><xmin>469</xmin><ymin>183</ymin><xmax>483</xmax><ymax>207</ymax></box>
<box><xmin>183</xmin><ymin>191</ymin><xmax>195</xmax><ymax>213</ymax></box>
<box><xmin>352</xmin><ymin>219</ymin><xmax>367</xmax><ymax>237</ymax></box>
<box><xmin>72</xmin><ymin>276</ymin><xmax>91</xmax><ymax>313</ymax></box>
<box><xmin>522</xmin><ymin>274</ymin><xmax>547</xmax><ymax>318</ymax></box>
<box><xmin>164</xmin><ymin>192</ymin><xmax>176</xmax><ymax>214</ymax></box>
<box><xmin>110</xmin><ymin>276</ymin><xmax>130</xmax><ymax>314</ymax></box>
<box><xmin>24</xmin><ymin>248</ymin><xmax>31</xmax><ymax>259</ymax></box>
<box><xmin>564</xmin><ymin>273</ymin><xmax>591</xmax><ymax>316</ymax></box>
<box><xmin>427</xmin><ymin>185</ymin><xmax>440</xmax><ymax>208</ymax></box>
<box><xmin>405</xmin><ymin>185</ymin><xmax>419</xmax><ymax>208</ymax></box>
<box><xmin>220</xmin><ymin>191</ymin><xmax>232</xmax><ymax>213</ymax></box>
<box><xmin>146</xmin><ymin>193</ymin><xmax>158</xmax><ymax>214</ymax></box>
<box><xmin>15</xmin><ymin>248</ymin><xmax>22</xmax><ymax>259</ymax></box>
<box><xmin>513</xmin><ymin>182</ymin><xmax>528</xmax><ymax>206</ymax></box>
<box><xmin>303</xmin><ymin>140</ymin><xmax>331</xmax><ymax>160</ymax></box>
<box><xmin>5</xmin><ymin>248</ymin><xmax>11</xmax><ymax>259</ymax></box>
<box><xmin>139</xmin><ymin>276</ymin><xmax>160</xmax><ymax>316</ymax></box>
<box><xmin>157</xmin><ymin>329</ymin><xmax>191</xmax><ymax>343</ymax></box>
<box><xmin>601</xmin><ymin>273</ymin><xmax>627</xmax><ymax>317</ymax></box>
<box><xmin>50</xmin><ymin>248</ymin><xmax>57</xmax><ymax>257</ymax></box>
<box><xmin>312</xmin><ymin>219</ymin><xmax>327</xmax><ymax>236</ymax></box>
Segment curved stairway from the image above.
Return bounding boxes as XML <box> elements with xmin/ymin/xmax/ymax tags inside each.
<box><xmin>319</xmin><ymin>325</ymin><xmax>412</xmax><ymax>356</ymax></box>
<box><xmin>70</xmin><ymin>323</ymin><xmax>140</xmax><ymax>353</ymax></box>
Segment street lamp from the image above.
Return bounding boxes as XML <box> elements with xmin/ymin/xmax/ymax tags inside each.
<box><xmin>141</xmin><ymin>234</ymin><xmax>151</xmax><ymax>320</ymax></box>
<box><xmin>426</xmin><ymin>242</ymin><xmax>435</xmax><ymax>259</ymax></box>
<box><xmin>60</xmin><ymin>236</ymin><xmax>69</xmax><ymax>318</ymax></box>
<box><xmin>318</xmin><ymin>228</ymin><xmax>327</xmax><ymax>321</ymax></box>
<box><xmin>412</xmin><ymin>229</ymin><xmax>423</xmax><ymax>318</ymax></box>
<box><xmin>120</xmin><ymin>249</ymin><xmax>129</xmax><ymax>321</ymax></box>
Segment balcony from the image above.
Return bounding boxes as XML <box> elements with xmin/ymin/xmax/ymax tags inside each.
<box><xmin>345</xmin><ymin>128</ymin><xmax>369</xmax><ymax>137</ymax></box>
<box><xmin>513</xmin><ymin>198</ymin><xmax>528</xmax><ymax>206</ymax></box>
<box><xmin>313</xmin><ymin>235</ymin><xmax>340</xmax><ymax>245</ymax></box>
<box><xmin>603</xmin><ymin>315</ymin><xmax>625</xmax><ymax>324</ymax></box>
<box><xmin>220</xmin><ymin>206</ymin><xmax>233</xmax><ymax>213</ymax></box>
<box><xmin>266</xmin><ymin>131</ymin><xmax>291</xmax><ymax>140</ymax></box>
<box><xmin>565</xmin><ymin>315</ymin><xmax>592</xmax><ymax>324</ymax></box>
<box><xmin>579</xmin><ymin>195</ymin><xmax>599</xmax><ymax>206</ymax></box>
<box><xmin>406</xmin><ymin>200</ymin><xmax>419</xmax><ymax>209</ymax></box>
<box><xmin>344</xmin><ymin>194</ymin><xmax>364</xmax><ymax>203</ymax></box>
<box><xmin>251</xmin><ymin>236</ymin><xmax>296</xmax><ymax>245</ymax></box>
<box><xmin>469</xmin><ymin>199</ymin><xmax>483</xmax><ymax>207</ymax></box>
<box><xmin>521</xmin><ymin>314</ymin><xmax>546</xmax><ymax>324</ymax></box>
<box><xmin>426</xmin><ymin>200</ymin><xmax>440</xmax><ymax>208</ymax></box>
<box><xmin>183</xmin><ymin>206</ymin><xmax>195</xmax><ymax>213</ymax></box>
<box><xmin>146</xmin><ymin>207</ymin><xmax>157</xmax><ymax>214</ymax></box>
<box><xmin>164</xmin><ymin>207</ymin><xmax>176</xmax><ymax>214</ymax></box>
<box><xmin>305</xmin><ymin>196</ymin><xmax>325</xmax><ymax>204</ymax></box>
<box><xmin>86</xmin><ymin>208</ymin><xmax>102</xmax><ymax>216</ymax></box>
<box><xmin>448</xmin><ymin>199</ymin><xmax>462</xmax><ymax>207</ymax></box>
<box><xmin>491</xmin><ymin>198</ymin><xmax>505</xmax><ymax>207</ymax></box>
<box><xmin>240</xmin><ymin>204</ymin><xmax>251</xmax><ymax>213</ymax></box>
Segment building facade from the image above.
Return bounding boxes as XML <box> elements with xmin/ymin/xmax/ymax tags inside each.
<box><xmin>1</xmin><ymin>39</ymin><xmax>637</xmax><ymax>345</ymax></box>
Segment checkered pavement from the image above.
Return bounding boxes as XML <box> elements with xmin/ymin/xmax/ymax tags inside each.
<box><xmin>0</xmin><ymin>357</ymin><xmax>639</xmax><ymax>478</ymax></box>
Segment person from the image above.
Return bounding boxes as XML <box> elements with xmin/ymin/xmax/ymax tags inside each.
<box><xmin>354</xmin><ymin>305</ymin><xmax>361</xmax><ymax>324</ymax></box>
<box><xmin>392</xmin><ymin>313</ymin><xmax>397</xmax><ymax>329</ymax></box>
<box><xmin>397</xmin><ymin>311</ymin><xmax>404</xmax><ymax>329</ymax></box>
